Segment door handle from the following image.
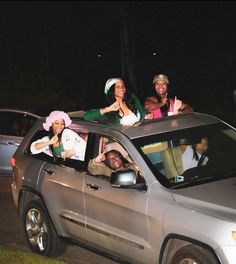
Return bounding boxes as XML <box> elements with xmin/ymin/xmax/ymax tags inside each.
<box><xmin>86</xmin><ymin>183</ymin><xmax>101</xmax><ymax>191</ymax></box>
<box><xmin>8</xmin><ymin>141</ymin><xmax>21</xmax><ymax>146</ymax></box>
<box><xmin>42</xmin><ymin>169</ymin><xmax>55</xmax><ymax>175</ymax></box>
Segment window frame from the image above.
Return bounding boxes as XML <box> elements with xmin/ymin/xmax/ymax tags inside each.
<box><xmin>26</xmin><ymin>129</ymin><xmax>89</xmax><ymax>171</ymax></box>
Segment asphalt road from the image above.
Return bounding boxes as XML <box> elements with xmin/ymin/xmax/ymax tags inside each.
<box><xmin>0</xmin><ymin>176</ymin><xmax>118</xmax><ymax>264</ymax></box>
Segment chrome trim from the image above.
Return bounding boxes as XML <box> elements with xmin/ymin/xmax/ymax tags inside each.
<box><xmin>60</xmin><ymin>215</ymin><xmax>86</xmax><ymax>228</ymax></box>
<box><xmin>60</xmin><ymin>214</ymin><xmax>144</xmax><ymax>249</ymax></box>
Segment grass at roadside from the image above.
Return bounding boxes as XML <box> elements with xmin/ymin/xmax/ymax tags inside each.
<box><xmin>0</xmin><ymin>246</ymin><xmax>64</xmax><ymax>264</ymax></box>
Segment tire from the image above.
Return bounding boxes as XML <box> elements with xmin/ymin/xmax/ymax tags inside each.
<box><xmin>170</xmin><ymin>244</ymin><xmax>218</xmax><ymax>264</ymax></box>
<box><xmin>22</xmin><ymin>200</ymin><xmax>67</xmax><ymax>257</ymax></box>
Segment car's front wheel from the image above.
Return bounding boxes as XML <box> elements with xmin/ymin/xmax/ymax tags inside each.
<box><xmin>23</xmin><ymin>200</ymin><xmax>67</xmax><ymax>257</ymax></box>
<box><xmin>170</xmin><ymin>244</ymin><xmax>218</xmax><ymax>264</ymax></box>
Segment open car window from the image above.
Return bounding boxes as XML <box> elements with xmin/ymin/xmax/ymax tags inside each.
<box><xmin>26</xmin><ymin>129</ymin><xmax>88</xmax><ymax>171</ymax></box>
<box><xmin>136</xmin><ymin>123</ymin><xmax>236</xmax><ymax>188</ymax></box>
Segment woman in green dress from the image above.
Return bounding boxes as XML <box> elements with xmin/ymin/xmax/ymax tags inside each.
<box><xmin>83</xmin><ymin>78</ymin><xmax>152</xmax><ymax>126</ymax></box>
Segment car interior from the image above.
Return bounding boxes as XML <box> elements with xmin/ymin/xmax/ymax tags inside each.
<box><xmin>141</xmin><ymin>139</ymin><xmax>191</xmax><ymax>180</ymax></box>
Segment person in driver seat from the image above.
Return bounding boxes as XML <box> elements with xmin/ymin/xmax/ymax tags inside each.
<box><xmin>182</xmin><ymin>136</ymin><xmax>209</xmax><ymax>172</ymax></box>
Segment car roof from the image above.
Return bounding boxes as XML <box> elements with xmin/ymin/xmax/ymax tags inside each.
<box><xmin>0</xmin><ymin>108</ymin><xmax>41</xmax><ymax>118</ymax></box>
<box><xmin>66</xmin><ymin>112</ymin><xmax>222</xmax><ymax>140</ymax></box>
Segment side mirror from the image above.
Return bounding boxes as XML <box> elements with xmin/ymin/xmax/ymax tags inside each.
<box><xmin>111</xmin><ymin>169</ymin><xmax>136</xmax><ymax>188</ymax></box>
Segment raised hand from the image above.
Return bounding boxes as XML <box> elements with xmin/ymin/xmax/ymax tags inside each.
<box><xmin>173</xmin><ymin>96</ymin><xmax>182</xmax><ymax>114</ymax></box>
<box><xmin>108</xmin><ymin>101</ymin><xmax>120</xmax><ymax>112</ymax></box>
<box><xmin>49</xmin><ymin>134</ymin><xmax>59</xmax><ymax>145</ymax></box>
<box><xmin>94</xmin><ymin>151</ymin><xmax>106</xmax><ymax>163</ymax></box>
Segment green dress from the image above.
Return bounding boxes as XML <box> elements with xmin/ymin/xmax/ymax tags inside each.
<box><xmin>53</xmin><ymin>144</ymin><xmax>64</xmax><ymax>157</ymax></box>
<box><xmin>83</xmin><ymin>93</ymin><xmax>146</xmax><ymax>125</ymax></box>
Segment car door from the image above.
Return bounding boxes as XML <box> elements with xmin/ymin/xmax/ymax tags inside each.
<box><xmin>28</xmin><ymin>129</ymin><xmax>90</xmax><ymax>242</ymax></box>
<box><xmin>0</xmin><ymin>110</ymin><xmax>39</xmax><ymax>175</ymax></box>
<box><xmin>83</xmin><ymin>135</ymin><xmax>151</xmax><ymax>263</ymax></box>
<box><xmin>39</xmin><ymin>160</ymin><xmax>88</xmax><ymax>241</ymax></box>
<box><xmin>0</xmin><ymin>134</ymin><xmax>21</xmax><ymax>175</ymax></box>
<box><xmin>84</xmin><ymin>174</ymin><xmax>152</xmax><ymax>264</ymax></box>
<box><xmin>0</xmin><ymin>111</ymin><xmax>22</xmax><ymax>175</ymax></box>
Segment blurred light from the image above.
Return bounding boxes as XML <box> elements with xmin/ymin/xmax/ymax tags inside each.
<box><xmin>11</xmin><ymin>157</ymin><xmax>16</xmax><ymax>167</ymax></box>
<box><xmin>97</xmin><ymin>54</ymin><xmax>101</xmax><ymax>58</ymax></box>
<box><xmin>232</xmin><ymin>231</ymin><xmax>236</xmax><ymax>241</ymax></box>
<box><xmin>153</xmin><ymin>52</ymin><xmax>157</xmax><ymax>56</ymax></box>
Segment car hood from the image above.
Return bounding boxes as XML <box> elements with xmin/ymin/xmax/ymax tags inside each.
<box><xmin>172</xmin><ymin>177</ymin><xmax>236</xmax><ymax>222</ymax></box>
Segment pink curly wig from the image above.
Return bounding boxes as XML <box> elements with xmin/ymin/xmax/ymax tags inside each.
<box><xmin>43</xmin><ymin>110</ymin><xmax>72</xmax><ymax>131</ymax></box>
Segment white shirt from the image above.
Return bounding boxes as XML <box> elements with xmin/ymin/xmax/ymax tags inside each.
<box><xmin>182</xmin><ymin>145</ymin><xmax>209</xmax><ymax>172</ymax></box>
<box><xmin>120</xmin><ymin>112</ymin><xmax>141</xmax><ymax>126</ymax></box>
<box><xmin>30</xmin><ymin>128</ymin><xmax>86</xmax><ymax>161</ymax></box>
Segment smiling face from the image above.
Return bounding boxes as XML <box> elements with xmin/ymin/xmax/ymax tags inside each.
<box><xmin>106</xmin><ymin>151</ymin><xmax>123</xmax><ymax>170</ymax></box>
<box><xmin>154</xmin><ymin>80</ymin><xmax>168</xmax><ymax>97</ymax></box>
<box><xmin>51</xmin><ymin>119</ymin><xmax>65</xmax><ymax>135</ymax></box>
<box><xmin>114</xmin><ymin>80</ymin><xmax>126</xmax><ymax>99</ymax></box>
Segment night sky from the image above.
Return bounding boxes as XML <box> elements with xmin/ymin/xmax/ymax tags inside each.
<box><xmin>0</xmin><ymin>1</ymin><xmax>236</xmax><ymax>123</ymax></box>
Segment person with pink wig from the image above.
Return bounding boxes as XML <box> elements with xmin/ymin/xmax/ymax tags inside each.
<box><xmin>30</xmin><ymin>110</ymin><xmax>86</xmax><ymax>160</ymax></box>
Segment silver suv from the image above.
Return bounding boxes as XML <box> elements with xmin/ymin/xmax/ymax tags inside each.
<box><xmin>11</xmin><ymin>112</ymin><xmax>236</xmax><ymax>264</ymax></box>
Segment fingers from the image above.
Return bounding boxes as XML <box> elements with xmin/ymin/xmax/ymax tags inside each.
<box><xmin>111</xmin><ymin>101</ymin><xmax>120</xmax><ymax>111</ymax></box>
<box><xmin>144</xmin><ymin>113</ymin><xmax>154</xmax><ymax>119</ymax></box>
<box><xmin>49</xmin><ymin>135</ymin><xmax>59</xmax><ymax>145</ymax></box>
<box><xmin>95</xmin><ymin>151</ymin><xmax>106</xmax><ymax>163</ymax></box>
<box><xmin>108</xmin><ymin>101</ymin><xmax>121</xmax><ymax>111</ymax></box>
<box><xmin>99</xmin><ymin>151</ymin><xmax>106</xmax><ymax>157</ymax></box>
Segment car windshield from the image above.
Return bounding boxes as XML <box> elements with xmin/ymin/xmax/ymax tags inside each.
<box><xmin>134</xmin><ymin>122</ymin><xmax>236</xmax><ymax>188</ymax></box>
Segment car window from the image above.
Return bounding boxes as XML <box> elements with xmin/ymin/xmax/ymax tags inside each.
<box><xmin>26</xmin><ymin>129</ymin><xmax>88</xmax><ymax>170</ymax></box>
<box><xmin>141</xmin><ymin>141</ymin><xmax>168</xmax><ymax>176</ymax></box>
<box><xmin>94</xmin><ymin>135</ymin><xmax>133</xmax><ymax>163</ymax></box>
<box><xmin>87</xmin><ymin>133</ymin><xmax>139</xmax><ymax>179</ymax></box>
<box><xmin>0</xmin><ymin>111</ymin><xmax>38</xmax><ymax>137</ymax></box>
<box><xmin>135</xmin><ymin>123</ymin><xmax>236</xmax><ymax>188</ymax></box>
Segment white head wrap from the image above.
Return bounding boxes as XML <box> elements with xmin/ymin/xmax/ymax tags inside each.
<box><xmin>104</xmin><ymin>78</ymin><xmax>122</xmax><ymax>95</ymax></box>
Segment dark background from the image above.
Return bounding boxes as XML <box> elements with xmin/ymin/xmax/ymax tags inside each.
<box><xmin>0</xmin><ymin>1</ymin><xmax>236</xmax><ymax>125</ymax></box>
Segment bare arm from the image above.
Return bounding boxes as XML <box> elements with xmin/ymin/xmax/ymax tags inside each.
<box><xmin>100</xmin><ymin>101</ymin><xmax>120</xmax><ymax>114</ymax></box>
<box><xmin>144</xmin><ymin>96</ymin><xmax>168</xmax><ymax>111</ymax></box>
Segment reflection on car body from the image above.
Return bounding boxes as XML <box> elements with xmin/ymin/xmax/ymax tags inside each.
<box><xmin>11</xmin><ymin>112</ymin><xmax>236</xmax><ymax>264</ymax></box>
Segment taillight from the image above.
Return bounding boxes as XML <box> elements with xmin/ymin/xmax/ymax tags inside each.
<box><xmin>11</xmin><ymin>157</ymin><xmax>16</xmax><ymax>168</ymax></box>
